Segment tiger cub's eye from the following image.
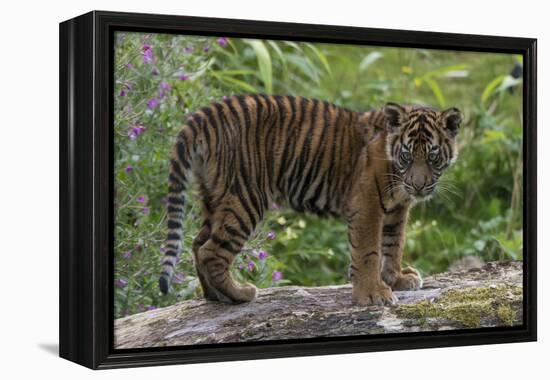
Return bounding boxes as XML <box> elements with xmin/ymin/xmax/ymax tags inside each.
<box><xmin>428</xmin><ymin>151</ymin><xmax>439</xmax><ymax>162</ymax></box>
<box><xmin>400</xmin><ymin>151</ymin><xmax>412</xmax><ymax>162</ymax></box>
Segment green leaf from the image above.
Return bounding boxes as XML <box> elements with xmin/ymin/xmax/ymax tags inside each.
<box><xmin>481</xmin><ymin>74</ymin><xmax>506</xmax><ymax>104</ymax></box>
<box><xmin>285</xmin><ymin>53</ymin><xmax>320</xmax><ymax>84</ymax></box>
<box><xmin>473</xmin><ymin>240</ymin><xmax>486</xmax><ymax>251</ymax></box>
<box><xmin>194</xmin><ymin>57</ymin><xmax>216</xmax><ymax>78</ymax></box>
<box><xmin>359</xmin><ymin>51</ymin><xmax>383</xmax><ymax>72</ymax></box>
<box><xmin>212</xmin><ymin>73</ymin><xmax>258</xmax><ymax>93</ymax></box>
<box><xmin>496</xmin><ymin>75</ymin><xmax>522</xmax><ymax>94</ymax></box>
<box><xmin>268</xmin><ymin>40</ymin><xmax>288</xmax><ymax>74</ymax></box>
<box><xmin>283</xmin><ymin>41</ymin><xmax>302</xmax><ymax>51</ymax></box>
<box><xmin>215</xmin><ymin>69</ymin><xmax>257</xmax><ymax>76</ymax></box>
<box><xmin>245</xmin><ymin>40</ymin><xmax>273</xmax><ymax>94</ymax></box>
<box><xmin>493</xmin><ymin>236</ymin><xmax>518</xmax><ymax>260</ymax></box>
<box><xmin>481</xmin><ymin>130</ymin><xmax>507</xmax><ymax>144</ymax></box>
<box><xmin>305</xmin><ymin>43</ymin><xmax>332</xmax><ymax>76</ymax></box>
<box><xmin>422</xmin><ymin>64</ymin><xmax>469</xmax><ymax>79</ymax></box>
<box><xmin>424</xmin><ymin>77</ymin><xmax>445</xmax><ymax>108</ymax></box>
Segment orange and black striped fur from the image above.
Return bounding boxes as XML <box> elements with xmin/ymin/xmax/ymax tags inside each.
<box><xmin>159</xmin><ymin>95</ymin><xmax>462</xmax><ymax>305</ymax></box>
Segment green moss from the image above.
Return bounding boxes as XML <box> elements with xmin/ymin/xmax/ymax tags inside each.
<box><xmin>496</xmin><ymin>304</ymin><xmax>516</xmax><ymax>326</ymax></box>
<box><xmin>396</xmin><ymin>285</ymin><xmax>522</xmax><ymax>328</ymax></box>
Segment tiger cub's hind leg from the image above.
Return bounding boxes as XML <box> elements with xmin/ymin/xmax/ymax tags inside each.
<box><xmin>191</xmin><ymin>220</ymin><xmax>220</xmax><ymax>301</ymax></box>
<box><xmin>195</xmin><ymin>209</ymin><xmax>257</xmax><ymax>303</ymax></box>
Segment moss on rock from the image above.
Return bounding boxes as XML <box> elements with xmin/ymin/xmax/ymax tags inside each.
<box><xmin>395</xmin><ymin>284</ymin><xmax>522</xmax><ymax>328</ymax></box>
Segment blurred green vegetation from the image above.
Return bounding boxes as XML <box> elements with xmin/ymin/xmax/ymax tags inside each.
<box><xmin>113</xmin><ymin>32</ymin><xmax>523</xmax><ymax>318</ymax></box>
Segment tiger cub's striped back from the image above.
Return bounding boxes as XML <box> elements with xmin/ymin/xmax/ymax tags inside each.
<box><xmin>159</xmin><ymin>95</ymin><xmax>372</xmax><ymax>297</ymax></box>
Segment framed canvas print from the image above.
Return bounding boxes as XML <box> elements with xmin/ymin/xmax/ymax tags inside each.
<box><xmin>59</xmin><ymin>11</ymin><xmax>537</xmax><ymax>369</ymax></box>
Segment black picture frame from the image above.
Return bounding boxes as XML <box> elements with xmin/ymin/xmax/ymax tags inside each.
<box><xmin>59</xmin><ymin>10</ymin><xmax>537</xmax><ymax>369</ymax></box>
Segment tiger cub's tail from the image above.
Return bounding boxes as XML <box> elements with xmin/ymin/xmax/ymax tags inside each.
<box><xmin>158</xmin><ymin>125</ymin><xmax>198</xmax><ymax>294</ymax></box>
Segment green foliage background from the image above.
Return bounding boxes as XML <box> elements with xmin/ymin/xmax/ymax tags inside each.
<box><xmin>113</xmin><ymin>32</ymin><xmax>523</xmax><ymax>318</ymax></box>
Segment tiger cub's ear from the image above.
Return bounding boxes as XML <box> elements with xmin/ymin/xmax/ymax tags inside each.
<box><xmin>383</xmin><ymin>102</ymin><xmax>407</xmax><ymax>132</ymax></box>
<box><xmin>441</xmin><ymin>107</ymin><xmax>462</xmax><ymax>137</ymax></box>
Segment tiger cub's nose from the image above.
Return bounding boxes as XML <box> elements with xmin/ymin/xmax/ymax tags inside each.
<box><xmin>412</xmin><ymin>181</ymin><xmax>425</xmax><ymax>192</ymax></box>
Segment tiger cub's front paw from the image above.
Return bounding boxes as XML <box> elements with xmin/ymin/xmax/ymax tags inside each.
<box><xmin>352</xmin><ymin>282</ymin><xmax>398</xmax><ymax>306</ymax></box>
<box><xmin>383</xmin><ymin>266</ymin><xmax>423</xmax><ymax>291</ymax></box>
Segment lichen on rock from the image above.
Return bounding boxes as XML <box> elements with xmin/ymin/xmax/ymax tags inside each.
<box><xmin>395</xmin><ymin>284</ymin><xmax>523</xmax><ymax>328</ymax></box>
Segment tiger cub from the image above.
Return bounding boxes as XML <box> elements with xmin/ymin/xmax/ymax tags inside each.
<box><xmin>159</xmin><ymin>95</ymin><xmax>462</xmax><ymax>306</ymax></box>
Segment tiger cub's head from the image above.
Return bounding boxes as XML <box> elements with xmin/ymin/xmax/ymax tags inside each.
<box><xmin>383</xmin><ymin>102</ymin><xmax>462</xmax><ymax>201</ymax></box>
